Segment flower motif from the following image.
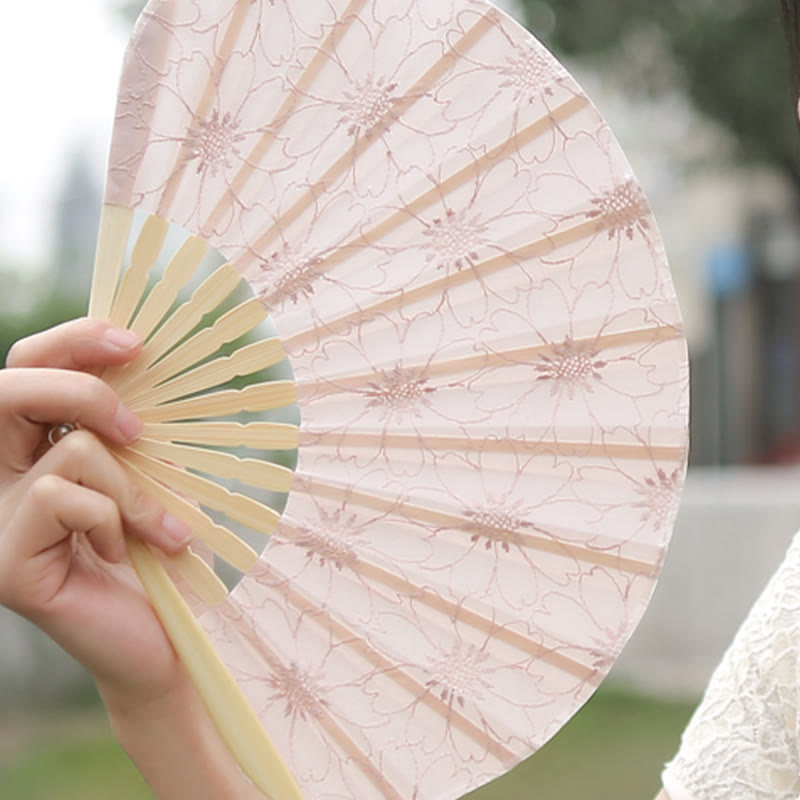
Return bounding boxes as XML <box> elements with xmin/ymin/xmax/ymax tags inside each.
<box><xmin>424</xmin><ymin>641</ymin><xmax>492</xmax><ymax>707</ymax></box>
<box><xmin>183</xmin><ymin>110</ymin><xmax>247</xmax><ymax>176</ymax></box>
<box><xmin>633</xmin><ymin>467</ymin><xmax>682</xmax><ymax>530</ymax></box>
<box><xmin>254</xmin><ymin>241</ymin><xmax>323</xmax><ymax>305</ymax></box>
<box><xmin>534</xmin><ymin>337</ymin><xmax>608</xmax><ymax>399</ymax></box>
<box><xmin>278</xmin><ymin>12</ymin><xmax>451</xmax><ymax>195</ymax></box>
<box><xmin>267</xmin><ymin>661</ymin><xmax>328</xmax><ymax>724</ymax></box>
<box><xmin>421</xmin><ymin>207</ymin><xmax>490</xmax><ymax>272</ymax></box>
<box><xmin>464</xmin><ymin>498</ymin><xmax>537</xmax><ymax>553</ymax></box>
<box><xmin>497</xmin><ymin>42</ymin><xmax>564</xmax><ymax>103</ymax></box>
<box><xmin>585</xmin><ymin>179</ymin><xmax>651</xmax><ymax>241</ymax></box>
<box><xmin>337</xmin><ymin>73</ymin><xmax>402</xmax><ymax>139</ymax></box>
<box><xmin>361</xmin><ymin>364</ymin><xmax>437</xmax><ymax>423</ymax></box>
<box><xmin>532</xmin><ymin>567</ymin><xmax>633</xmax><ymax>663</ymax></box>
<box><xmin>293</xmin><ymin>507</ymin><xmax>365</xmax><ymax>571</ymax></box>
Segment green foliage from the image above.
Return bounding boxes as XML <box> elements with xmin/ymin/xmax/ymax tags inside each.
<box><xmin>0</xmin><ymin>285</ymin><xmax>86</xmax><ymax>366</ymax></box>
<box><xmin>0</xmin><ymin>731</ymin><xmax>149</xmax><ymax>800</ymax></box>
<box><xmin>524</xmin><ymin>0</ymin><xmax>800</xmax><ymax>183</ymax></box>
<box><xmin>465</xmin><ymin>686</ymin><xmax>695</xmax><ymax>799</ymax></box>
<box><xmin>0</xmin><ymin>686</ymin><xmax>696</xmax><ymax>799</ymax></box>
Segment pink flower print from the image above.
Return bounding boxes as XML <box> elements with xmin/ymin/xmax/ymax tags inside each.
<box><xmin>533</xmin><ymin>567</ymin><xmax>632</xmax><ymax>663</ymax></box>
<box><xmin>424</xmin><ymin>641</ymin><xmax>492</xmax><ymax>708</ymax></box>
<box><xmin>293</xmin><ymin>507</ymin><xmax>365</xmax><ymax>571</ymax></box>
<box><xmin>183</xmin><ymin>110</ymin><xmax>247</xmax><ymax>176</ymax></box>
<box><xmin>421</xmin><ymin>207</ymin><xmax>490</xmax><ymax>272</ymax></box>
<box><xmin>362</xmin><ymin>364</ymin><xmax>437</xmax><ymax>423</ymax></box>
<box><xmin>267</xmin><ymin>661</ymin><xmax>328</xmax><ymax>726</ymax></box>
<box><xmin>255</xmin><ymin>241</ymin><xmax>322</xmax><ymax>305</ymax></box>
<box><xmin>633</xmin><ymin>467</ymin><xmax>682</xmax><ymax>531</ymax></box>
<box><xmin>464</xmin><ymin>499</ymin><xmax>536</xmax><ymax>554</ymax></box>
<box><xmin>337</xmin><ymin>74</ymin><xmax>402</xmax><ymax>140</ymax></box>
<box><xmin>534</xmin><ymin>337</ymin><xmax>608</xmax><ymax>399</ymax></box>
<box><xmin>585</xmin><ymin>179</ymin><xmax>651</xmax><ymax>242</ymax></box>
<box><xmin>498</xmin><ymin>42</ymin><xmax>564</xmax><ymax>103</ymax></box>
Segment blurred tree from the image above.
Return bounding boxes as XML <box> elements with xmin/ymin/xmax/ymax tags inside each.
<box><xmin>116</xmin><ymin>1</ymin><xmax>147</xmax><ymax>25</ymax></box>
<box><xmin>522</xmin><ymin>1</ymin><xmax>800</xmax><ymax>186</ymax></box>
<box><xmin>0</xmin><ymin>293</ymin><xmax>86</xmax><ymax>365</ymax></box>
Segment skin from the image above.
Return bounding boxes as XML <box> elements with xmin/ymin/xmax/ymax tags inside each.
<box><xmin>0</xmin><ymin>319</ymin><xmax>263</xmax><ymax>799</ymax></box>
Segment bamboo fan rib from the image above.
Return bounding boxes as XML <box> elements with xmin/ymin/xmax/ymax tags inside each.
<box><xmin>141</xmin><ymin>420</ymin><xmax>299</xmax><ymax>449</ymax></box>
<box><xmin>120</xmin><ymin>457</ymin><xmax>261</xmax><ymax>572</ymax></box>
<box><xmin>89</xmin><ymin>2</ymin><xmax>690</xmax><ymax>799</ymax></box>
<box><xmin>128</xmin><ymin>540</ymin><xmax>303</xmax><ymax>800</ymax></box>
<box><xmin>131</xmin><ymin>439</ymin><xmax>294</xmax><ymax>492</ymax></box>
<box><xmin>100</xmin><ymin>215</ymin><xmax>299</xmax><ymax>593</ymax></box>
<box><xmin>108</xmin><ymin>214</ymin><xmax>169</xmax><ymax>329</ymax></box>
<box><xmin>167</xmin><ymin>548</ymin><xmax>229</xmax><ymax>606</ymax></box>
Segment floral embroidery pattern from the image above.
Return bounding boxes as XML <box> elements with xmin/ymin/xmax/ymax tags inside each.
<box><xmin>586</xmin><ymin>180</ymin><xmax>651</xmax><ymax>240</ymax></box>
<box><xmin>588</xmin><ymin>618</ymin><xmax>628</xmax><ymax>669</ymax></box>
<box><xmin>464</xmin><ymin>500</ymin><xmax>535</xmax><ymax>553</ymax></box>
<box><xmin>534</xmin><ymin>337</ymin><xmax>607</xmax><ymax>398</ymax></box>
<box><xmin>107</xmin><ymin>3</ymin><xmax>689</xmax><ymax>797</ymax></box>
<box><xmin>425</xmin><ymin>642</ymin><xmax>491</xmax><ymax>707</ymax></box>
<box><xmin>421</xmin><ymin>208</ymin><xmax>489</xmax><ymax>272</ymax></box>
<box><xmin>268</xmin><ymin>661</ymin><xmax>328</xmax><ymax>723</ymax></box>
<box><xmin>183</xmin><ymin>111</ymin><xmax>246</xmax><ymax>176</ymax></box>
<box><xmin>294</xmin><ymin>508</ymin><xmax>363</xmax><ymax>570</ymax></box>
<box><xmin>634</xmin><ymin>468</ymin><xmax>682</xmax><ymax>529</ymax></box>
<box><xmin>256</xmin><ymin>242</ymin><xmax>322</xmax><ymax>304</ymax></box>
<box><xmin>338</xmin><ymin>74</ymin><xmax>401</xmax><ymax>139</ymax></box>
<box><xmin>362</xmin><ymin>364</ymin><xmax>436</xmax><ymax>421</ymax></box>
<box><xmin>498</xmin><ymin>43</ymin><xmax>561</xmax><ymax>102</ymax></box>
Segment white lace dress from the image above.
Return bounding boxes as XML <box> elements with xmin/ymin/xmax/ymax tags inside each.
<box><xmin>662</xmin><ymin>532</ymin><xmax>800</xmax><ymax>799</ymax></box>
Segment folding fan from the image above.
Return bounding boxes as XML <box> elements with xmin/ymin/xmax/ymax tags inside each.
<box><xmin>87</xmin><ymin>1</ymin><xmax>690</xmax><ymax>798</ymax></box>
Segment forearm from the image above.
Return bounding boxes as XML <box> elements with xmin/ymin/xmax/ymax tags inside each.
<box><xmin>102</xmin><ymin>678</ymin><xmax>264</xmax><ymax>800</ymax></box>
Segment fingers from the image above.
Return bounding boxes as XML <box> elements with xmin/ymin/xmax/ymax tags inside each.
<box><xmin>10</xmin><ymin>430</ymin><xmax>193</xmax><ymax>561</ymax></box>
<box><xmin>0</xmin><ymin>368</ymin><xmax>143</xmax><ymax>446</ymax></box>
<box><xmin>6</xmin><ymin>318</ymin><xmax>142</xmax><ymax>371</ymax></box>
<box><xmin>21</xmin><ymin>476</ymin><xmax>126</xmax><ymax>563</ymax></box>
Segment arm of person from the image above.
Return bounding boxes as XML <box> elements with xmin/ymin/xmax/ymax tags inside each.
<box><xmin>0</xmin><ymin>319</ymin><xmax>263</xmax><ymax>799</ymax></box>
<box><xmin>105</xmin><ymin>674</ymin><xmax>264</xmax><ymax>799</ymax></box>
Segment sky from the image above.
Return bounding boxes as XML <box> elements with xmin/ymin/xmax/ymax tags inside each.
<box><xmin>0</xmin><ymin>1</ymin><xmax>131</xmax><ymax>269</ymax></box>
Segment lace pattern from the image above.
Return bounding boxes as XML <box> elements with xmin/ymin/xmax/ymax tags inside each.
<box><xmin>663</xmin><ymin>531</ymin><xmax>800</xmax><ymax>799</ymax></box>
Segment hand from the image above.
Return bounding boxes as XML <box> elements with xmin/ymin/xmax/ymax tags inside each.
<box><xmin>0</xmin><ymin>318</ymin><xmax>193</xmax><ymax>708</ymax></box>
<box><xmin>0</xmin><ymin>318</ymin><xmax>264</xmax><ymax>798</ymax></box>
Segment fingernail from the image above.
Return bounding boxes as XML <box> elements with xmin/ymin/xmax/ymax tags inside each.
<box><xmin>114</xmin><ymin>405</ymin><xmax>143</xmax><ymax>442</ymax></box>
<box><xmin>104</xmin><ymin>327</ymin><xmax>141</xmax><ymax>352</ymax></box>
<box><xmin>161</xmin><ymin>513</ymin><xmax>192</xmax><ymax>547</ymax></box>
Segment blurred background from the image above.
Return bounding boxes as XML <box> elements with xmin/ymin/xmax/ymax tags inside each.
<box><xmin>2</xmin><ymin>0</ymin><xmax>800</xmax><ymax>797</ymax></box>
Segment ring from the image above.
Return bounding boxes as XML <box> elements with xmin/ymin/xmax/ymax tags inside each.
<box><xmin>47</xmin><ymin>423</ymin><xmax>77</xmax><ymax>447</ymax></box>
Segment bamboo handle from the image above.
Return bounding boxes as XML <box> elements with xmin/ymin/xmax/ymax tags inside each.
<box><xmin>128</xmin><ymin>540</ymin><xmax>304</xmax><ymax>800</ymax></box>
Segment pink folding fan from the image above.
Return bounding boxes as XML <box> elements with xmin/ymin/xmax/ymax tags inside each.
<box><xmin>89</xmin><ymin>1</ymin><xmax>690</xmax><ymax>798</ymax></box>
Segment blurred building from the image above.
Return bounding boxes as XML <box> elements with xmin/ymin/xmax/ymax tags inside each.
<box><xmin>51</xmin><ymin>145</ymin><xmax>102</xmax><ymax>300</ymax></box>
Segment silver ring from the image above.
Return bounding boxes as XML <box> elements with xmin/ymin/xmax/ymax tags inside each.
<box><xmin>47</xmin><ymin>423</ymin><xmax>77</xmax><ymax>447</ymax></box>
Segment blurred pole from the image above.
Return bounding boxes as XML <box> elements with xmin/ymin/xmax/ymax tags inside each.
<box><xmin>706</xmin><ymin>242</ymin><xmax>756</xmax><ymax>464</ymax></box>
<box><xmin>749</xmin><ymin>209</ymin><xmax>800</xmax><ymax>462</ymax></box>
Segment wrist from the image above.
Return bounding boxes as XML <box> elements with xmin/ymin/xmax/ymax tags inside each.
<box><xmin>101</xmin><ymin>675</ymin><xmax>263</xmax><ymax>799</ymax></box>
<box><xmin>98</xmin><ymin>666</ymin><xmax>193</xmax><ymax>733</ymax></box>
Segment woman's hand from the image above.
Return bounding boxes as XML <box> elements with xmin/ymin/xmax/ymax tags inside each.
<box><xmin>0</xmin><ymin>318</ymin><xmax>192</xmax><ymax>709</ymax></box>
<box><xmin>0</xmin><ymin>319</ymin><xmax>263</xmax><ymax>798</ymax></box>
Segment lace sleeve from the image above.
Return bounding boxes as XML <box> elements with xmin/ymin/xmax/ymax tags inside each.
<box><xmin>662</xmin><ymin>531</ymin><xmax>800</xmax><ymax>800</ymax></box>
